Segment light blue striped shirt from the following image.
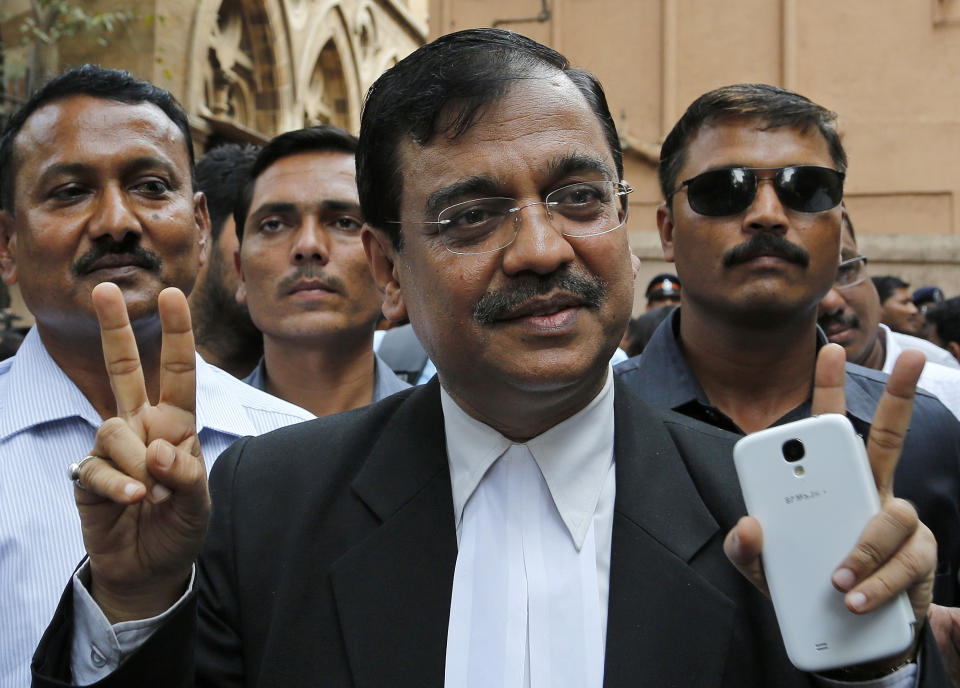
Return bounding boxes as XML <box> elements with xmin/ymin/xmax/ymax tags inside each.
<box><xmin>0</xmin><ymin>327</ymin><xmax>314</xmax><ymax>688</ymax></box>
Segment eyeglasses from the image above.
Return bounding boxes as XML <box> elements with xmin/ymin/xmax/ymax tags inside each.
<box><xmin>401</xmin><ymin>181</ymin><xmax>632</xmax><ymax>255</ymax></box>
<box><xmin>835</xmin><ymin>255</ymin><xmax>868</xmax><ymax>289</ymax></box>
<box><xmin>669</xmin><ymin>166</ymin><xmax>845</xmax><ymax>217</ymax></box>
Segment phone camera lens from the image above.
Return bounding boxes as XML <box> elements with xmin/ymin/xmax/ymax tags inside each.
<box><xmin>782</xmin><ymin>439</ymin><xmax>805</xmax><ymax>463</ymax></box>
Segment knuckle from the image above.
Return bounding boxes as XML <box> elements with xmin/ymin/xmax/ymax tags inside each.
<box><xmin>163</xmin><ymin>361</ymin><xmax>195</xmax><ymax>374</ymax></box>
<box><xmin>853</xmin><ymin>536</ymin><xmax>887</xmax><ymax>569</ymax></box>
<box><xmin>881</xmin><ymin>499</ymin><xmax>918</xmax><ymax>534</ymax></box>
<box><xmin>868</xmin><ymin>426</ymin><xmax>904</xmax><ymax>452</ymax></box>
<box><xmin>887</xmin><ymin>496</ymin><xmax>918</xmax><ymax>517</ymax></box>
<box><xmin>79</xmin><ymin>459</ymin><xmax>108</xmax><ymax>491</ymax></box>
<box><xmin>918</xmin><ymin>523</ymin><xmax>937</xmax><ymax>550</ymax></box>
<box><xmin>896</xmin><ymin>546</ymin><xmax>931</xmax><ymax>582</ymax></box>
<box><xmin>910</xmin><ymin>527</ymin><xmax>938</xmax><ymax>570</ymax></box>
<box><xmin>97</xmin><ymin>417</ymin><xmax>130</xmax><ymax>447</ymax></box>
<box><xmin>864</xmin><ymin>570</ymin><xmax>898</xmax><ymax>601</ymax></box>
<box><xmin>104</xmin><ymin>355</ymin><xmax>141</xmax><ymax>377</ymax></box>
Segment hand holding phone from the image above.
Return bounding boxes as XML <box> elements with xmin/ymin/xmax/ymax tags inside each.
<box><xmin>724</xmin><ymin>344</ymin><xmax>936</xmax><ymax>674</ymax></box>
<box><xmin>734</xmin><ymin>413</ymin><xmax>914</xmax><ymax>670</ymax></box>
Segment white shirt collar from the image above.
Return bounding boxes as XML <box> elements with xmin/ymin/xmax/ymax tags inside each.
<box><xmin>878</xmin><ymin>323</ymin><xmax>899</xmax><ymax>375</ymax></box>
<box><xmin>442</xmin><ymin>367</ymin><xmax>616</xmax><ymax>550</ymax></box>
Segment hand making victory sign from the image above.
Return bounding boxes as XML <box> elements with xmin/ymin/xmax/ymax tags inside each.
<box><xmin>724</xmin><ymin>343</ymin><xmax>937</xmax><ymax>673</ymax></box>
<box><xmin>71</xmin><ymin>282</ymin><xmax>210</xmax><ymax>623</ymax></box>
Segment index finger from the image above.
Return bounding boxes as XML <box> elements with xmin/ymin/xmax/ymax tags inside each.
<box><xmin>867</xmin><ymin>349</ymin><xmax>924</xmax><ymax>498</ymax></box>
<box><xmin>811</xmin><ymin>343</ymin><xmax>847</xmax><ymax>417</ymax></box>
<box><xmin>157</xmin><ymin>287</ymin><xmax>196</xmax><ymax>415</ymax></box>
<box><xmin>92</xmin><ymin>282</ymin><xmax>149</xmax><ymax>416</ymax></box>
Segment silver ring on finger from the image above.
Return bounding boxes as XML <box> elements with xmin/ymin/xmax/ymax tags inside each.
<box><xmin>67</xmin><ymin>454</ymin><xmax>99</xmax><ymax>490</ymax></box>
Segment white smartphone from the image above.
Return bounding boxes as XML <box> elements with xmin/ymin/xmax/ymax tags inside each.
<box><xmin>733</xmin><ymin>413</ymin><xmax>915</xmax><ymax>672</ymax></box>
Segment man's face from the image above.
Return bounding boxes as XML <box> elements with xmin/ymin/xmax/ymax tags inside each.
<box><xmin>237</xmin><ymin>151</ymin><xmax>382</xmax><ymax>343</ymax></box>
<box><xmin>816</xmin><ymin>225</ymin><xmax>881</xmax><ymax>365</ymax></box>
<box><xmin>0</xmin><ymin>95</ymin><xmax>208</xmax><ymax>332</ymax></box>
<box><xmin>374</xmin><ymin>75</ymin><xmax>633</xmax><ymax>410</ymax></box>
<box><xmin>880</xmin><ymin>287</ymin><xmax>924</xmax><ymax>337</ymax></box>
<box><xmin>659</xmin><ymin>118</ymin><xmax>842</xmax><ymax>324</ymax></box>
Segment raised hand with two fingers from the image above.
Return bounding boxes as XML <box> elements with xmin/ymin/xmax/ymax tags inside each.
<box><xmin>72</xmin><ymin>282</ymin><xmax>210</xmax><ymax>623</ymax></box>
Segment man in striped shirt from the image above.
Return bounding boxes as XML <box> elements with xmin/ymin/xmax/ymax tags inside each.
<box><xmin>0</xmin><ymin>64</ymin><xmax>313</xmax><ymax>687</ymax></box>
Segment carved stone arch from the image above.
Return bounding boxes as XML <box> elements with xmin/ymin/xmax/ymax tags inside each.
<box><xmin>298</xmin><ymin>3</ymin><xmax>362</xmax><ymax>133</ymax></box>
<box><xmin>185</xmin><ymin>0</ymin><xmax>294</xmax><ymax>142</ymax></box>
<box><xmin>353</xmin><ymin>1</ymin><xmax>380</xmax><ymax>77</ymax></box>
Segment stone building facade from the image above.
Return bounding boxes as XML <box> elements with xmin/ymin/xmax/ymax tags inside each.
<box><xmin>3</xmin><ymin>0</ymin><xmax>960</xmax><ymax>320</ymax></box>
<box><xmin>2</xmin><ymin>0</ymin><xmax>427</xmax><ymax>143</ymax></box>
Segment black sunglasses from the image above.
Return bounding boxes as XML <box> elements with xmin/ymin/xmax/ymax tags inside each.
<box><xmin>670</xmin><ymin>165</ymin><xmax>845</xmax><ymax>217</ymax></box>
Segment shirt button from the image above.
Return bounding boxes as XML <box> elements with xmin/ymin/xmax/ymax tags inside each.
<box><xmin>90</xmin><ymin>647</ymin><xmax>106</xmax><ymax>668</ymax></box>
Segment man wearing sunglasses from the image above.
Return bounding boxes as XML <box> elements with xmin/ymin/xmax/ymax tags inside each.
<box><xmin>617</xmin><ymin>83</ymin><xmax>960</xmax><ymax>613</ymax></box>
<box><xmin>818</xmin><ymin>211</ymin><xmax>960</xmax><ymax>420</ymax></box>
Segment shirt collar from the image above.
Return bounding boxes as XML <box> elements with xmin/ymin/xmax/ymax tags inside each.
<box><xmin>0</xmin><ymin>327</ymin><xmax>102</xmax><ymax>438</ymax></box>
<box><xmin>194</xmin><ymin>355</ymin><xmax>291</xmax><ymax>437</ymax></box>
<box><xmin>373</xmin><ymin>352</ymin><xmax>412</xmax><ymax>400</ymax></box>
<box><xmin>623</xmin><ymin>307</ymin><xmax>712</xmax><ymax>410</ymax></box>
<box><xmin>244</xmin><ymin>353</ymin><xmax>409</xmax><ymax>402</ymax></box>
<box><xmin>619</xmin><ymin>309</ymin><xmax>875</xmax><ymax>429</ymax></box>
<box><xmin>878</xmin><ymin>323</ymin><xmax>898</xmax><ymax>375</ymax></box>
<box><xmin>442</xmin><ymin>367</ymin><xmax>615</xmax><ymax>550</ymax></box>
<box><xmin>242</xmin><ymin>357</ymin><xmax>268</xmax><ymax>391</ymax></box>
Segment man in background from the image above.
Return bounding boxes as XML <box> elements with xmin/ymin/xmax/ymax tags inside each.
<box><xmin>928</xmin><ymin>296</ymin><xmax>960</xmax><ymax>364</ymax></box>
<box><xmin>818</xmin><ymin>210</ymin><xmax>960</xmax><ymax>418</ymax></box>
<box><xmin>643</xmin><ymin>272</ymin><xmax>681</xmax><ymax>310</ymax></box>
<box><xmin>914</xmin><ymin>285</ymin><xmax>945</xmax><ymax>325</ymax></box>
<box><xmin>235</xmin><ymin>126</ymin><xmax>408</xmax><ymax>415</ymax></box>
<box><xmin>616</xmin><ymin>83</ymin><xmax>960</xmax><ymax>610</ymax></box>
<box><xmin>873</xmin><ymin>274</ymin><xmax>926</xmax><ymax>338</ymax></box>
<box><xmin>188</xmin><ymin>143</ymin><xmax>263</xmax><ymax>377</ymax></box>
<box><xmin>0</xmin><ymin>65</ymin><xmax>311</xmax><ymax>687</ymax></box>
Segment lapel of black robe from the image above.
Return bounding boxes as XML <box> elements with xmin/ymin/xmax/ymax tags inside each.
<box><xmin>603</xmin><ymin>378</ymin><xmax>737</xmax><ymax>688</ymax></box>
<box><xmin>329</xmin><ymin>379</ymin><xmax>456</xmax><ymax>688</ymax></box>
<box><xmin>329</xmin><ymin>377</ymin><xmax>742</xmax><ymax>688</ymax></box>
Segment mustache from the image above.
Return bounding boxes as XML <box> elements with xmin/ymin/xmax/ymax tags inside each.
<box><xmin>818</xmin><ymin>311</ymin><xmax>860</xmax><ymax>332</ymax></box>
<box><xmin>721</xmin><ymin>233</ymin><xmax>810</xmax><ymax>269</ymax></box>
<box><xmin>275</xmin><ymin>264</ymin><xmax>347</xmax><ymax>296</ymax></box>
<box><xmin>72</xmin><ymin>235</ymin><xmax>162</xmax><ymax>275</ymax></box>
<box><xmin>473</xmin><ymin>269</ymin><xmax>606</xmax><ymax>325</ymax></box>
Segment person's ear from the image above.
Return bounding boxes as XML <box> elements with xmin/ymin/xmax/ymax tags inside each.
<box><xmin>234</xmin><ymin>248</ymin><xmax>247</xmax><ymax>305</ymax></box>
<box><xmin>194</xmin><ymin>192</ymin><xmax>211</xmax><ymax>267</ymax></box>
<box><xmin>362</xmin><ymin>225</ymin><xmax>407</xmax><ymax>323</ymax></box>
<box><xmin>656</xmin><ymin>202</ymin><xmax>676</xmax><ymax>263</ymax></box>
<box><xmin>0</xmin><ymin>210</ymin><xmax>19</xmax><ymax>286</ymax></box>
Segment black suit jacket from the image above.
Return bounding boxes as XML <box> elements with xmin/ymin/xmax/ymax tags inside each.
<box><xmin>32</xmin><ymin>378</ymin><xmax>950</xmax><ymax>686</ymax></box>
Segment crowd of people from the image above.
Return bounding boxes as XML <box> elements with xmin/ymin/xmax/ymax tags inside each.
<box><xmin>0</xmin><ymin>26</ymin><xmax>959</xmax><ymax>688</ymax></box>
